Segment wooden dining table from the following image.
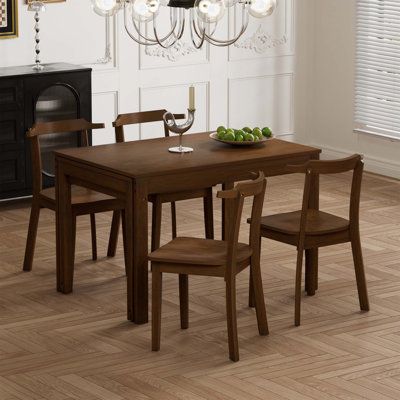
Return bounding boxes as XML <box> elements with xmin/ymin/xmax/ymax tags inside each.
<box><xmin>55</xmin><ymin>132</ymin><xmax>321</xmax><ymax>324</ymax></box>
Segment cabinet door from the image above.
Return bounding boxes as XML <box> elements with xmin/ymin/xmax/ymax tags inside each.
<box><xmin>24</xmin><ymin>71</ymin><xmax>92</xmax><ymax>189</ymax></box>
<box><xmin>0</xmin><ymin>81</ymin><xmax>26</xmax><ymax>198</ymax></box>
<box><xmin>0</xmin><ymin>79</ymin><xmax>23</xmax><ymax>112</ymax></box>
<box><xmin>0</xmin><ymin>150</ymin><xmax>25</xmax><ymax>196</ymax></box>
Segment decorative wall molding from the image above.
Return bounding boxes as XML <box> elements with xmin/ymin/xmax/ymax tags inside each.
<box><xmin>95</xmin><ymin>17</ymin><xmax>112</xmax><ymax>65</ymax></box>
<box><xmin>227</xmin><ymin>73</ymin><xmax>294</xmax><ymax>134</ymax></box>
<box><xmin>234</xmin><ymin>25</ymin><xmax>288</xmax><ymax>54</ymax></box>
<box><xmin>144</xmin><ymin>39</ymin><xmax>198</xmax><ymax>62</ymax></box>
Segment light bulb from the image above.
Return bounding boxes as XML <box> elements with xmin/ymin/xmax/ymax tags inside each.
<box><xmin>195</xmin><ymin>0</ymin><xmax>225</xmax><ymax>23</ymax></box>
<box><xmin>130</xmin><ymin>0</ymin><xmax>160</xmax><ymax>22</ymax></box>
<box><xmin>91</xmin><ymin>0</ymin><xmax>122</xmax><ymax>17</ymax></box>
<box><xmin>249</xmin><ymin>0</ymin><xmax>277</xmax><ymax>18</ymax></box>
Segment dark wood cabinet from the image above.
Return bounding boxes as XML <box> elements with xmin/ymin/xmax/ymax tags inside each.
<box><xmin>0</xmin><ymin>63</ymin><xmax>92</xmax><ymax>200</ymax></box>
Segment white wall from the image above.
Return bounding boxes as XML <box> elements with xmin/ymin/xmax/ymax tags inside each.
<box><xmin>0</xmin><ymin>0</ymin><xmax>295</xmax><ymax>146</ymax></box>
<box><xmin>295</xmin><ymin>0</ymin><xmax>400</xmax><ymax>178</ymax></box>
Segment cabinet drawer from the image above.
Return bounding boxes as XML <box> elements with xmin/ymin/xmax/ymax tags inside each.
<box><xmin>0</xmin><ymin>150</ymin><xmax>25</xmax><ymax>195</ymax></box>
<box><xmin>0</xmin><ymin>111</ymin><xmax>25</xmax><ymax>147</ymax></box>
<box><xmin>0</xmin><ymin>79</ymin><xmax>23</xmax><ymax>111</ymax></box>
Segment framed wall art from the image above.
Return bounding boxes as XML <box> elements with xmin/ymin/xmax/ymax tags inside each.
<box><xmin>0</xmin><ymin>0</ymin><xmax>18</xmax><ymax>39</ymax></box>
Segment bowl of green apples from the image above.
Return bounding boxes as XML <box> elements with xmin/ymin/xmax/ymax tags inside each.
<box><xmin>210</xmin><ymin>126</ymin><xmax>273</xmax><ymax>146</ymax></box>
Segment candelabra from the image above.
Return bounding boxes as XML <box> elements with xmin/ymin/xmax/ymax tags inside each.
<box><xmin>28</xmin><ymin>1</ymin><xmax>46</xmax><ymax>71</ymax></box>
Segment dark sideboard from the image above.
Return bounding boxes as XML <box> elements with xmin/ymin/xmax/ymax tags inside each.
<box><xmin>0</xmin><ymin>63</ymin><xmax>92</xmax><ymax>200</ymax></box>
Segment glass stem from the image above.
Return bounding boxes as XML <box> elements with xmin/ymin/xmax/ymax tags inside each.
<box><xmin>179</xmin><ymin>133</ymin><xmax>183</xmax><ymax>151</ymax></box>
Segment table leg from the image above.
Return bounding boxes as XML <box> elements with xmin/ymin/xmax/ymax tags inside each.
<box><xmin>305</xmin><ymin>167</ymin><xmax>319</xmax><ymax>296</ymax></box>
<box><xmin>222</xmin><ymin>182</ymin><xmax>234</xmax><ymax>240</ymax></box>
<box><xmin>126</xmin><ymin>181</ymin><xmax>149</xmax><ymax>324</ymax></box>
<box><xmin>55</xmin><ymin>160</ymin><xmax>74</xmax><ymax>294</ymax></box>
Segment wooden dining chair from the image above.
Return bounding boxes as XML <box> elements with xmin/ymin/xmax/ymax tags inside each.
<box><xmin>252</xmin><ymin>155</ymin><xmax>369</xmax><ymax>326</ymax></box>
<box><xmin>149</xmin><ymin>172</ymin><xmax>269</xmax><ymax>362</ymax></box>
<box><xmin>107</xmin><ymin>109</ymin><xmax>214</xmax><ymax>256</ymax></box>
<box><xmin>23</xmin><ymin>118</ymin><xmax>125</xmax><ymax>272</ymax></box>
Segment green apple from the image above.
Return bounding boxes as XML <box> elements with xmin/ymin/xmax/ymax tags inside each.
<box><xmin>253</xmin><ymin>129</ymin><xmax>263</xmax><ymax>140</ymax></box>
<box><xmin>224</xmin><ymin>131</ymin><xmax>235</xmax><ymax>141</ymax></box>
<box><xmin>262</xmin><ymin>127</ymin><xmax>272</xmax><ymax>138</ymax></box>
<box><xmin>217</xmin><ymin>130</ymin><xmax>226</xmax><ymax>140</ymax></box>
<box><xmin>217</xmin><ymin>126</ymin><xmax>226</xmax><ymax>133</ymax></box>
<box><xmin>244</xmin><ymin>133</ymin><xmax>255</xmax><ymax>142</ymax></box>
<box><xmin>243</xmin><ymin>127</ymin><xmax>252</xmax><ymax>134</ymax></box>
<box><xmin>235</xmin><ymin>129</ymin><xmax>245</xmax><ymax>139</ymax></box>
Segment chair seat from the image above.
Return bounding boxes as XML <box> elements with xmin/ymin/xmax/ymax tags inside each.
<box><xmin>259</xmin><ymin>210</ymin><xmax>349</xmax><ymax>236</ymax></box>
<box><xmin>40</xmin><ymin>186</ymin><xmax>117</xmax><ymax>205</ymax></box>
<box><xmin>148</xmin><ymin>237</ymin><xmax>252</xmax><ymax>266</ymax></box>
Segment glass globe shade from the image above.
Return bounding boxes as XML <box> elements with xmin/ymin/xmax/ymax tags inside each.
<box><xmin>91</xmin><ymin>0</ymin><xmax>121</xmax><ymax>17</ymax></box>
<box><xmin>249</xmin><ymin>0</ymin><xmax>277</xmax><ymax>18</ymax></box>
<box><xmin>195</xmin><ymin>0</ymin><xmax>225</xmax><ymax>24</ymax></box>
<box><xmin>130</xmin><ymin>0</ymin><xmax>160</xmax><ymax>22</ymax></box>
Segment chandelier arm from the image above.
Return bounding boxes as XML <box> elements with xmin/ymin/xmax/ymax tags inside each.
<box><xmin>190</xmin><ymin>9</ymin><xmax>204</xmax><ymax>40</ymax></box>
<box><xmin>153</xmin><ymin>15</ymin><xmax>180</xmax><ymax>48</ymax></box>
<box><xmin>167</xmin><ymin>7</ymin><xmax>185</xmax><ymax>41</ymax></box>
<box><xmin>177</xmin><ymin>8</ymin><xmax>186</xmax><ymax>40</ymax></box>
<box><xmin>134</xmin><ymin>10</ymin><xmax>180</xmax><ymax>43</ymax></box>
<box><xmin>203</xmin><ymin>4</ymin><xmax>249</xmax><ymax>45</ymax></box>
<box><xmin>125</xmin><ymin>2</ymin><xmax>179</xmax><ymax>44</ymax></box>
<box><xmin>124</xmin><ymin>6</ymin><xmax>159</xmax><ymax>45</ymax></box>
<box><xmin>190</xmin><ymin>10</ymin><xmax>206</xmax><ymax>48</ymax></box>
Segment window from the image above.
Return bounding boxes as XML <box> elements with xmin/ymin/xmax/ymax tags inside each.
<box><xmin>354</xmin><ymin>0</ymin><xmax>400</xmax><ymax>140</ymax></box>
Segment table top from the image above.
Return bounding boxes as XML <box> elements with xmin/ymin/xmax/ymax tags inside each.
<box><xmin>55</xmin><ymin>133</ymin><xmax>321</xmax><ymax>179</ymax></box>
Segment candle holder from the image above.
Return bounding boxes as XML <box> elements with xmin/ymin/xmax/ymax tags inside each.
<box><xmin>163</xmin><ymin>109</ymin><xmax>195</xmax><ymax>153</ymax></box>
<box><xmin>28</xmin><ymin>1</ymin><xmax>46</xmax><ymax>71</ymax></box>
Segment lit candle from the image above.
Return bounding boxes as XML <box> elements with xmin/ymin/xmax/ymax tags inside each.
<box><xmin>189</xmin><ymin>85</ymin><xmax>195</xmax><ymax>111</ymax></box>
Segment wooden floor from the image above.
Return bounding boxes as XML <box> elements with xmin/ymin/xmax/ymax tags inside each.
<box><xmin>1</xmin><ymin>172</ymin><xmax>400</xmax><ymax>399</ymax></box>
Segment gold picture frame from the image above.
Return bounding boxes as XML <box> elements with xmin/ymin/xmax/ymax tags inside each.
<box><xmin>0</xmin><ymin>0</ymin><xmax>18</xmax><ymax>39</ymax></box>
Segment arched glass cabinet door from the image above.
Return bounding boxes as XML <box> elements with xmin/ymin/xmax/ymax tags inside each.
<box><xmin>35</xmin><ymin>84</ymin><xmax>79</xmax><ymax>186</ymax></box>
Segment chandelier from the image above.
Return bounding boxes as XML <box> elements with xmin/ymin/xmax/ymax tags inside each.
<box><xmin>91</xmin><ymin>0</ymin><xmax>277</xmax><ymax>48</ymax></box>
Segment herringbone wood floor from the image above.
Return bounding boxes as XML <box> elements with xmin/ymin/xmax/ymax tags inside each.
<box><xmin>1</xmin><ymin>172</ymin><xmax>399</xmax><ymax>399</ymax></box>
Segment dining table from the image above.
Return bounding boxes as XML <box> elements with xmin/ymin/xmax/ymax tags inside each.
<box><xmin>55</xmin><ymin>132</ymin><xmax>321</xmax><ymax>324</ymax></box>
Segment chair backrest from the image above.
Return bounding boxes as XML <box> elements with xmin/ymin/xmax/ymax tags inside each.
<box><xmin>286</xmin><ymin>154</ymin><xmax>364</xmax><ymax>248</ymax></box>
<box><xmin>112</xmin><ymin>109</ymin><xmax>186</xmax><ymax>143</ymax></box>
<box><xmin>217</xmin><ymin>172</ymin><xmax>267</xmax><ymax>279</ymax></box>
<box><xmin>26</xmin><ymin>118</ymin><xmax>105</xmax><ymax>194</ymax></box>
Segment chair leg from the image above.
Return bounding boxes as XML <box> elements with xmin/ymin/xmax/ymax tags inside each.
<box><xmin>248</xmin><ymin>236</ymin><xmax>261</xmax><ymax>308</ymax></box>
<box><xmin>179</xmin><ymin>274</ymin><xmax>189</xmax><ymax>329</ymax></box>
<box><xmin>152</xmin><ymin>266</ymin><xmax>163</xmax><ymax>351</ymax></box>
<box><xmin>107</xmin><ymin>210</ymin><xmax>121</xmax><ymax>257</ymax></box>
<box><xmin>71</xmin><ymin>216</ymin><xmax>77</xmax><ymax>266</ymax></box>
<box><xmin>248</xmin><ymin>269</ymin><xmax>255</xmax><ymax>308</ymax></box>
<box><xmin>226</xmin><ymin>278</ymin><xmax>239</xmax><ymax>362</ymax></box>
<box><xmin>250</xmin><ymin>259</ymin><xmax>269</xmax><ymax>335</ymax></box>
<box><xmin>23</xmin><ymin>202</ymin><xmax>41</xmax><ymax>272</ymax></box>
<box><xmin>305</xmin><ymin>249</ymin><xmax>318</xmax><ymax>295</ymax></box>
<box><xmin>203</xmin><ymin>188</ymin><xmax>214</xmax><ymax>239</ymax></box>
<box><xmin>171</xmin><ymin>202</ymin><xmax>177</xmax><ymax>239</ymax></box>
<box><xmin>151</xmin><ymin>198</ymin><xmax>162</xmax><ymax>252</ymax></box>
<box><xmin>90</xmin><ymin>214</ymin><xmax>97</xmax><ymax>261</ymax></box>
<box><xmin>295</xmin><ymin>249</ymin><xmax>304</xmax><ymax>326</ymax></box>
<box><xmin>350</xmin><ymin>232</ymin><xmax>370</xmax><ymax>311</ymax></box>
<box><xmin>117</xmin><ymin>210</ymin><xmax>128</xmax><ymax>276</ymax></box>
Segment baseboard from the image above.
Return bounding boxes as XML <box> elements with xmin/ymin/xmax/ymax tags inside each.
<box><xmin>310</xmin><ymin>144</ymin><xmax>400</xmax><ymax>179</ymax></box>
